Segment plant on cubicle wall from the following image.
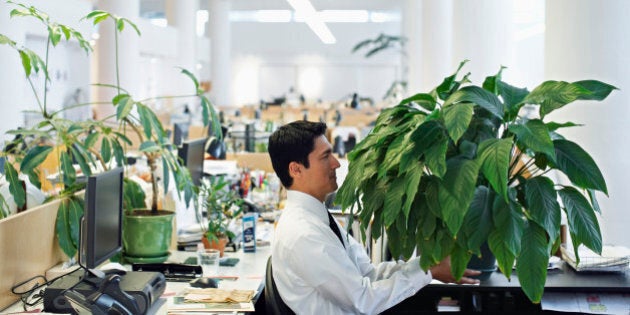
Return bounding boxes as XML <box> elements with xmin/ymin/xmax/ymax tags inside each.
<box><xmin>0</xmin><ymin>2</ymin><xmax>221</xmax><ymax>262</ymax></box>
<box><xmin>336</xmin><ymin>60</ymin><xmax>616</xmax><ymax>303</ymax></box>
<box><xmin>0</xmin><ymin>1</ymin><xmax>133</xmax><ymax>259</ymax></box>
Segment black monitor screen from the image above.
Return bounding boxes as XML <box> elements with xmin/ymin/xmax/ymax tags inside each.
<box><xmin>80</xmin><ymin>167</ymin><xmax>123</xmax><ymax>269</ymax></box>
<box><xmin>173</xmin><ymin>122</ymin><xmax>190</xmax><ymax>147</ymax></box>
<box><xmin>178</xmin><ymin>137</ymin><xmax>207</xmax><ymax>186</ymax></box>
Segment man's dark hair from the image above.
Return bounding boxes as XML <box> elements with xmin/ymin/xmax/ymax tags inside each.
<box><xmin>268</xmin><ymin>120</ymin><xmax>327</xmax><ymax>188</ymax></box>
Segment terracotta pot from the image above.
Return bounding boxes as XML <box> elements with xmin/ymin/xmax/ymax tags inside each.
<box><xmin>202</xmin><ymin>235</ymin><xmax>229</xmax><ymax>257</ymax></box>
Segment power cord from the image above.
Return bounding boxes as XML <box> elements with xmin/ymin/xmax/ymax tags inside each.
<box><xmin>10</xmin><ymin>267</ymin><xmax>84</xmax><ymax>311</ymax></box>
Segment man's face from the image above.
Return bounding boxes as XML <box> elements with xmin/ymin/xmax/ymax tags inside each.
<box><xmin>293</xmin><ymin>135</ymin><xmax>340</xmax><ymax>202</ymax></box>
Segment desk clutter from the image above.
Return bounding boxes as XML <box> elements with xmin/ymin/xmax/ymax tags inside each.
<box><xmin>561</xmin><ymin>244</ymin><xmax>630</xmax><ymax>273</ymax></box>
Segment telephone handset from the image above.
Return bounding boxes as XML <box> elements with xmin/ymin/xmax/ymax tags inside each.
<box><xmin>64</xmin><ymin>274</ymin><xmax>141</xmax><ymax>315</ymax></box>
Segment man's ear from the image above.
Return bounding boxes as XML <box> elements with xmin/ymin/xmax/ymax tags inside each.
<box><xmin>288</xmin><ymin>161</ymin><xmax>302</xmax><ymax>180</ymax></box>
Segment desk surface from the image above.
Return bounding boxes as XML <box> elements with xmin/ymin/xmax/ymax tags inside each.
<box><xmin>1</xmin><ymin>245</ymin><xmax>271</xmax><ymax>314</ymax></box>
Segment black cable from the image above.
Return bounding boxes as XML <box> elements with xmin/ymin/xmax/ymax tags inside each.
<box><xmin>10</xmin><ymin>265</ymin><xmax>87</xmax><ymax>311</ymax></box>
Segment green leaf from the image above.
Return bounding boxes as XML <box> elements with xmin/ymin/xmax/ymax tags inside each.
<box><xmin>400</xmin><ymin>93</ymin><xmax>437</xmax><ymax>111</ymax></box>
<box><xmin>5</xmin><ymin>163</ymin><xmax>25</xmax><ymax>208</ymax></box>
<box><xmin>545</xmin><ymin>121</ymin><xmax>581</xmax><ymax>132</ymax></box>
<box><xmin>139</xmin><ymin>141</ymin><xmax>160</xmax><ymax>152</ymax></box>
<box><xmin>477</xmin><ymin>138</ymin><xmax>512</xmax><ymax>201</ymax></box>
<box><xmin>587</xmin><ymin>189</ymin><xmax>601</xmax><ymax>214</ymax></box>
<box><xmin>424</xmin><ymin>140</ymin><xmax>448</xmax><ymax>178</ymax></box>
<box><xmin>20</xmin><ymin>145</ymin><xmax>53</xmax><ymax>173</ymax></box>
<box><xmin>56</xmin><ymin>199</ymin><xmax>76</xmax><ymax>258</ymax></box>
<box><xmin>121</xmin><ymin>17</ymin><xmax>141</xmax><ymax>36</ymax></box>
<box><xmin>438</xmin><ymin>158</ymin><xmax>480</xmax><ymax>235</ymax></box>
<box><xmin>18</xmin><ymin>49</ymin><xmax>32</xmax><ymax>77</ymax></box>
<box><xmin>69</xmin><ymin>144</ymin><xmax>92</xmax><ymax>177</ymax></box>
<box><xmin>101</xmin><ymin>137</ymin><xmax>112</xmax><ymax>163</ymax></box>
<box><xmin>403</xmin><ymin>120</ymin><xmax>445</xmax><ymax>167</ymax></box>
<box><xmin>162</xmin><ymin>157</ymin><xmax>170</xmax><ymax>197</ymax></box>
<box><xmin>402</xmin><ymin>165</ymin><xmax>423</xmax><ymax>218</ymax></box>
<box><xmin>482</xmin><ymin>66</ymin><xmax>505</xmax><ymax>95</ymax></box>
<box><xmin>434</xmin><ymin>60</ymin><xmax>469</xmax><ymax>100</ymax></box>
<box><xmin>462</xmin><ymin>186</ymin><xmax>494</xmax><ymax>250</ymax></box>
<box><xmin>110</xmin><ymin>139</ymin><xmax>125</xmax><ymax>167</ymax></box>
<box><xmin>559</xmin><ymin>187</ymin><xmax>602</xmax><ymax>255</ymax></box>
<box><xmin>444</xmin><ymin>86</ymin><xmax>505</xmax><ymax>120</ymax></box>
<box><xmin>137</xmin><ymin>105</ymin><xmax>153</xmax><ymax>140</ymax></box>
<box><xmin>523</xmin><ymin>81</ymin><xmax>591</xmax><ymax>118</ymax></box>
<box><xmin>524</xmin><ymin>177</ymin><xmax>561</xmax><ymax>242</ymax></box>
<box><xmin>508</xmin><ymin>119</ymin><xmax>555</xmax><ymax>160</ymax></box>
<box><xmin>60</xmin><ymin>151</ymin><xmax>76</xmax><ymax>187</ymax></box>
<box><xmin>180</xmin><ymin>67</ymin><xmax>200</xmax><ymax>91</ymax></box>
<box><xmin>443</xmin><ymin>103</ymin><xmax>473</xmax><ymax>143</ymax></box>
<box><xmin>488</xmin><ymin>195</ymin><xmax>523</xmax><ymax>278</ymax></box>
<box><xmin>498</xmin><ymin>81</ymin><xmax>529</xmax><ymax>120</ymax></box>
<box><xmin>68</xmin><ymin>197</ymin><xmax>84</xmax><ymax>251</ymax></box>
<box><xmin>27</xmin><ymin>170</ymin><xmax>41</xmax><ymax>190</ymax></box>
<box><xmin>114</xmin><ymin>94</ymin><xmax>133</xmax><ymax>119</ymax></box>
<box><xmin>450</xmin><ymin>243</ymin><xmax>471</xmax><ymax>281</ymax></box>
<box><xmin>516</xmin><ymin>222</ymin><xmax>549</xmax><ymax>304</ymax></box>
<box><xmin>123</xmin><ymin>178</ymin><xmax>147</xmax><ymax>212</ymax></box>
<box><xmin>573</xmin><ymin>80</ymin><xmax>617</xmax><ymax>101</ymax></box>
<box><xmin>552</xmin><ymin>139</ymin><xmax>607</xmax><ymax>194</ymax></box>
<box><xmin>383</xmin><ymin>176</ymin><xmax>406</xmax><ymax>227</ymax></box>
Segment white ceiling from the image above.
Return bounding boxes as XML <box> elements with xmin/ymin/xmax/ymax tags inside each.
<box><xmin>141</xmin><ymin>0</ymin><xmax>403</xmax><ymax>15</ymax></box>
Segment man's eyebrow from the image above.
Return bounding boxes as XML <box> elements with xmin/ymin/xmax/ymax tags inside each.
<box><xmin>320</xmin><ymin>148</ymin><xmax>333</xmax><ymax>156</ymax></box>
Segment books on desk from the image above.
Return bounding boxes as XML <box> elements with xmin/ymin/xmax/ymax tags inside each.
<box><xmin>561</xmin><ymin>244</ymin><xmax>630</xmax><ymax>272</ymax></box>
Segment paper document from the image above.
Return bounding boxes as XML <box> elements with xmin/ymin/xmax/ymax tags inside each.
<box><xmin>542</xmin><ymin>292</ymin><xmax>630</xmax><ymax>314</ymax></box>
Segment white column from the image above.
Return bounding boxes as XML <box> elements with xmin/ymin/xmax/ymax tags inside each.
<box><xmin>420</xmin><ymin>0</ymin><xmax>453</xmax><ymax>91</ymax></box>
<box><xmin>545</xmin><ymin>0</ymin><xmax>630</xmax><ymax>248</ymax></box>
<box><xmin>207</xmin><ymin>0</ymin><xmax>232</xmax><ymax>108</ymax></box>
<box><xmin>166</xmin><ymin>0</ymin><xmax>198</xmax><ymax>89</ymax></box>
<box><xmin>93</xmin><ymin>0</ymin><xmax>140</xmax><ymax>120</ymax></box>
<box><xmin>403</xmin><ymin>0</ymin><xmax>453</xmax><ymax>95</ymax></box>
<box><xmin>452</xmin><ymin>0</ymin><xmax>513</xmax><ymax>84</ymax></box>
<box><xmin>402</xmin><ymin>0</ymin><xmax>422</xmax><ymax>95</ymax></box>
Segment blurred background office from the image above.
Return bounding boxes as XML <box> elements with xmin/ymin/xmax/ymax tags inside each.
<box><xmin>0</xmin><ymin>0</ymin><xmax>628</xmax><ymax>249</ymax></box>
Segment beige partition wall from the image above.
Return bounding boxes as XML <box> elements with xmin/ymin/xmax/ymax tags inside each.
<box><xmin>0</xmin><ymin>199</ymin><xmax>66</xmax><ymax>309</ymax></box>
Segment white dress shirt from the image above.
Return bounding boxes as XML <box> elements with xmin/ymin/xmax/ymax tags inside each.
<box><xmin>272</xmin><ymin>190</ymin><xmax>433</xmax><ymax>315</ymax></box>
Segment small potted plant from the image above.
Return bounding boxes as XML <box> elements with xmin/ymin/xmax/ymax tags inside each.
<box><xmin>200</xmin><ymin>175</ymin><xmax>243</xmax><ymax>256</ymax></box>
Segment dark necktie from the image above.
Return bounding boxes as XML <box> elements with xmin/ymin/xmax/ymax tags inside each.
<box><xmin>327</xmin><ymin>211</ymin><xmax>345</xmax><ymax>248</ymax></box>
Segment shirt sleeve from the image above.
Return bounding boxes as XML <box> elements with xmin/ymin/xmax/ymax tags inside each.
<box><xmin>288</xmin><ymin>224</ymin><xmax>433</xmax><ymax>314</ymax></box>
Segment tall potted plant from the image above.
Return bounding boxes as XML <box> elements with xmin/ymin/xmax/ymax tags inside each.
<box><xmin>336</xmin><ymin>60</ymin><xmax>616</xmax><ymax>303</ymax></box>
<box><xmin>83</xmin><ymin>10</ymin><xmax>221</xmax><ymax>262</ymax></box>
<box><xmin>0</xmin><ymin>1</ymin><xmax>127</xmax><ymax>259</ymax></box>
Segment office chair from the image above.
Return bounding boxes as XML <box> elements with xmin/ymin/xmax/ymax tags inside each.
<box><xmin>265</xmin><ymin>257</ymin><xmax>295</xmax><ymax>315</ymax></box>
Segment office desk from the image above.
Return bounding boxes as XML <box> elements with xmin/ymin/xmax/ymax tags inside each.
<box><xmin>157</xmin><ymin>246</ymin><xmax>270</xmax><ymax>314</ymax></box>
<box><xmin>1</xmin><ymin>246</ymin><xmax>271</xmax><ymax>315</ymax></box>
<box><xmin>385</xmin><ymin>263</ymin><xmax>630</xmax><ymax>313</ymax></box>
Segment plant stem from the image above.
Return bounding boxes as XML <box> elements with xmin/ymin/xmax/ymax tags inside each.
<box><xmin>43</xmin><ymin>37</ymin><xmax>51</xmax><ymax>117</ymax></box>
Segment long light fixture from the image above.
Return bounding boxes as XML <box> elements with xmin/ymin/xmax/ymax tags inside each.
<box><xmin>286</xmin><ymin>0</ymin><xmax>336</xmax><ymax>44</ymax></box>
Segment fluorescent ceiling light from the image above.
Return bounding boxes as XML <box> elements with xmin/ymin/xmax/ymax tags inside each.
<box><xmin>320</xmin><ymin>10</ymin><xmax>368</xmax><ymax>23</ymax></box>
<box><xmin>286</xmin><ymin>0</ymin><xmax>336</xmax><ymax>44</ymax></box>
<box><xmin>255</xmin><ymin>10</ymin><xmax>292</xmax><ymax>23</ymax></box>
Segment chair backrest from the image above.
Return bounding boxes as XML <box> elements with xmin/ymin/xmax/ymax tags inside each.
<box><xmin>265</xmin><ymin>256</ymin><xmax>296</xmax><ymax>315</ymax></box>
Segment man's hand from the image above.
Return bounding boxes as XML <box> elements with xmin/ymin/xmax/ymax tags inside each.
<box><xmin>429</xmin><ymin>256</ymin><xmax>481</xmax><ymax>284</ymax></box>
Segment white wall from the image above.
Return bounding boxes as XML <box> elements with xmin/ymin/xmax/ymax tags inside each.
<box><xmin>545</xmin><ymin>0</ymin><xmax>630</xmax><ymax>248</ymax></box>
<box><xmin>0</xmin><ymin>0</ymin><xmax>92</xmax><ymax>142</ymax></box>
<box><xmin>230</xmin><ymin>20</ymin><xmax>402</xmax><ymax>106</ymax></box>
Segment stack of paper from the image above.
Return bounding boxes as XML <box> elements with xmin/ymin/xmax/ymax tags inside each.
<box><xmin>561</xmin><ymin>245</ymin><xmax>630</xmax><ymax>272</ymax></box>
<box><xmin>168</xmin><ymin>288</ymin><xmax>256</xmax><ymax>314</ymax></box>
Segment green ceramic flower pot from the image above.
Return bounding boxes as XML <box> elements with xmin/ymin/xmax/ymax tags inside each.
<box><xmin>122</xmin><ymin>209</ymin><xmax>174</xmax><ymax>262</ymax></box>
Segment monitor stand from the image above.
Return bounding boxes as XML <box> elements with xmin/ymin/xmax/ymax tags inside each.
<box><xmin>43</xmin><ymin>268</ymin><xmax>166</xmax><ymax>315</ymax></box>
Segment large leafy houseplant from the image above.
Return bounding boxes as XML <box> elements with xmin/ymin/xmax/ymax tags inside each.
<box><xmin>336</xmin><ymin>60</ymin><xmax>616</xmax><ymax>303</ymax></box>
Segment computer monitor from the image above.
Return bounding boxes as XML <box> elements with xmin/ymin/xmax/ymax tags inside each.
<box><xmin>178</xmin><ymin>137</ymin><xmax>207</xmax><ymax>186</ymax></box>
<box><xmin>80</xmin><ymin>167</ymin><xmax>124</xmax><ymax>270</ymax></box>
<box><xmin>173</xmin><ymin>122</ymin><xmax>190</xmax><ymax>147</ymax></box>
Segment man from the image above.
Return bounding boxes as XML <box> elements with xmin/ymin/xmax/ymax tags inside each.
<box><xmin>268</xmin><ymin>120</ymin><xmax>480</xmax><ymax>314</ymax></box>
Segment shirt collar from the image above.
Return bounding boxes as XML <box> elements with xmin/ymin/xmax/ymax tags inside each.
<box><xmin>286</xmin><ymin>190</ymin><xmax>329</xmax><ymax>224</ymax></box>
